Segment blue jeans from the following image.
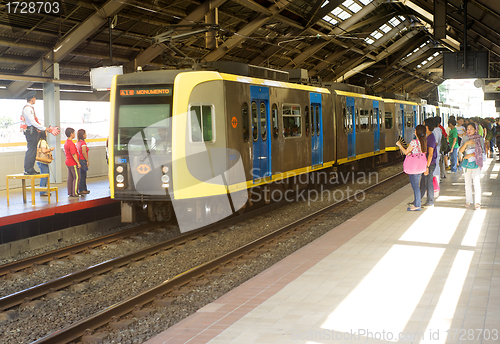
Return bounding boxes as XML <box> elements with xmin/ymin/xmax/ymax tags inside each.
<box><xmin>37</xmin><ymin>162</ymin><xmax>49</xmax><ymax>195</ymax></box>
<box><xmin>450</xmin><ymin>147</ymin><xmax>458</xmax><ymax>172</ymax></box>
<box><xmin>409</xmin><ymin>173</ymin><xmax>421</xmax><ymax>208</ymax></box>
<box><xmin>420</xmin><ymin>163</ymin><xmax>436</xmax><ymax>205</ymax></box>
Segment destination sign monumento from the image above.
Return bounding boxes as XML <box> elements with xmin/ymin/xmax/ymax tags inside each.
<box><xmin>119</xmin><ymin>87</ymin><xmax>172</xmax><ymax>97</ymax></box>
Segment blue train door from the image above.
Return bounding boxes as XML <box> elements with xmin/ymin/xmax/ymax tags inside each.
<box><xmin>399</xmin><ymin>104</ymin><xmax>405</xmax><ymax>139</ymax></box>
<box><xmin>347</xmin><ymin>97</ymin><xmax>355</xmax><ymax>158</ymax></box>
<box><xmin>373</xmin><ymin>100</ymin><xmax>380</xmax><ymax>152</ymax></box>
<box><xmin>310</xmin><ymin>93</ymin><xmax>323</xmax><ymax>166</ymax></box>
<box><xmin>250</xmin><ymin>86</ymin><xmax>271</xmax><ymax>180</ymax></box>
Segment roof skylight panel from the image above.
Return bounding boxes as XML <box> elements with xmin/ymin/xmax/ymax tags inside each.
<box><xmin>348</xmin><ymin>2</ymin><xmax>362</xmax><ymax>12</ymax></box>
<box><xmin>342</xmin><ymin>0</ymin><xmax>354</xmax><ymax>7</ymax></box>
<box><xmin>371</xmin><ymin>31</ymin><xmax>383</xmax><ymax>40</ymax></box>
<box><xmin>389</xmin><ymin>17</ymin><xmax>401</xmax><ymax>26</ymax></box>
<box><xmin>359</xmin><ymin>0</ymin><xmax>372</xmax><ymax>5</ymax></box>
<box><xmin>365</xmin><ymin>37</ymin><xmax>375</xmax><ymax>44</ymax></box>
<box><xmin>337</xmin><ymin>10</ymin><xmax>352</xmax><ymax>20</ymax></box>
<box><xmin>321</xmin><ymin>0</ymin><xmax>329</xmax><ymax>7</ymax></box>
<box><xmin>380</xmin><ymin>24</ymin><xmax>391</xmax><ymax>33</ymax></box>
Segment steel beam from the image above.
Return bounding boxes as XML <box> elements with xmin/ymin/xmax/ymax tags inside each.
<box><xmin>333</xmin><ymin>29</ymin><xmax>420</xmax><ymax>82</ymax></box>
<box><xmin>127</xmin><ymin>0</ymin><xmax>228</xmax><ymax>71</ymax></box>
<box><xmin>204</xmin><ymin>0</ymin><xmax>292</xmax><ymax>62</ymax></box>
<box><xmin>284</xmin><ymin>0</ymin><xmax>385</xmax><ymax>69</ymax></box>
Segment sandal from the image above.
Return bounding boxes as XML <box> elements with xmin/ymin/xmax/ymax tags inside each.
<box><xmin>407</xmin><ymin>206</ymin><xmax>421</xmax><ymax>211</ymax></box>
<box><xmin>465</xmin><ymin>203</ymin><xmax>472</xmax><ymax>208</ymax></box>
<box><xmin>475</xmin><ymin>204</ymin><xmax>481</xmax><ymax>210</ymax></box>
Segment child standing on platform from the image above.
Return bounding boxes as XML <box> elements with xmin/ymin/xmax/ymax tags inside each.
<box><xmin>64</xmin><ymin>127</ymin><xmax>81</xmax><ymax>198</ymax></box>
<box><xmin>77</xmin><ymin>129</ymin><xmax>90</xmax><ymax>195</ymax></box>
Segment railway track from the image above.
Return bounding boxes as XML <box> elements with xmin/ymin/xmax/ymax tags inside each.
<box><xmin>18</xmin><ymin>171</ymin><xmax>406</xmax><ymax>344</ymax></box>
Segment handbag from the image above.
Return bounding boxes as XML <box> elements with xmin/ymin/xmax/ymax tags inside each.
<box><xmin>403</xmin><ymin>140</ymin><xmax>426</xmax><ymax>174</ymax></box>
<box><xmin>35</xmin><ymin>140</ymin><xmax>53</xmax><ymax>164</ymax></box>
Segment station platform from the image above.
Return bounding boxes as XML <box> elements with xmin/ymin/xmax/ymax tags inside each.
<box><xmin>146</xmin><ymin>158</ymin><xmax>500</xmax><ymax>344</ymax></box>
<box><xmin>0</xmin><ymin>176</ymin><xmax>119</xmax><ymax>244</ymax></box>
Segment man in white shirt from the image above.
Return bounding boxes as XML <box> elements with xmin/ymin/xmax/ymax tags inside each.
<box><xmin>22</xmin><ymin>91</ymin><xmax>60</xmax><ymax>175</ymax></box>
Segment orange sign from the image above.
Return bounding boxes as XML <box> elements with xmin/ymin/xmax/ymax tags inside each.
<box><xmin>231</xmin><ymin>116</ymin><xmax>238</xmax><ymax>128</ymax></box>
<box><xmin>137</xmin><ymin>164</ymin><xmax>151</xmax><ymax>174</ymax></box>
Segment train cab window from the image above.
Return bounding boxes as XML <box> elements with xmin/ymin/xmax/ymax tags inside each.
<box><xmin>260</xmin><ymin>102</ymin><xmax>267</xmax><ymax>141</ymax></box>
<box><xmin>272</xmin><ymin>103</ymin><xmax>278</xmax><ymax>139</ymax></box>
<box><xmin>360</xmin><ymin>109</ymin><xmax>370</xmax><ymax>131</ymax></box>
<box><xmin>242</xmin><ymin>102</ymin><xmax>249</xmax><ymax>142</ymax></box>
<box><xmin>251</xmin><ymin>101</ymin><xmax>258</xmax><ymax>141</ymax></box>
<box><xmin>315</xmin><ymin>105</ymin><xmax>320</xmax><ymax>135</ymax></box>
<box><xmin>405</xmin><ymin>112</ymin><xmax>412</xmax><ymax>128</ymax></box>
<box><xmin>305</xmin><ymin>106</ymin><xmax>310</xmax><ymax>136</ymax></box>
<box><xmin>282</xmin><ymin>104</ymin><xmax>301</xmax><ymax>138</ymax></box>
<box><xmin>189</xmin><ymin>104</ymin><xmax>214</xmax><ymax>142</ymax></box>
<box><xmin>385</xmin><ymin>112</ymin><xmax>393</xmax><ymax>129</ymax></box>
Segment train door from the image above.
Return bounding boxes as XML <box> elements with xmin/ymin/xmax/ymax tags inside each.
<box><xmin>310</xmin><ymin>92</ymin><xmax>323</xmax><ymax>166</ymax></box>
<box><xmin>373</xmin><ymin>100</ymin><xmax>380</xmax><ymax>152</ymax></box>
<box><xmin>413</xmin><ymin>105</ymin><xmax>418</xmax><ymax>126</ymax></box>
<box><xmin>250</xmin><ymin>86</ymin><xmax>271</xmax><ymax>180</ymax></box>
<box><xmin>399</xmin><ymin>104</ymin><xmax>405</xmax><ymax>138</ymax></box>
<box><xmin>347</xmin><ymin>97</ymin><xmax>355</xmax><ymax>158</ymax></box>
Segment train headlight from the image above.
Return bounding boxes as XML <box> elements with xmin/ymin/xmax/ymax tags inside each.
<box><xmin>116</xmin><ymin>174</ymin><xmax>124</xmax><ymax>183</ymax></box>
<box><xmin>116</xmin><ymin>166</ymin><xmax>124</xmax><ymax>173</ymax></box>
<box><xmin>162</xmin><ymin>166</ymin><xmax>169</xmax><ymax>173</ymax></box>
<box><xmin>161</xmin><ymin>174</ymin><xmax>170</xmax><ymax>183</ymax></box>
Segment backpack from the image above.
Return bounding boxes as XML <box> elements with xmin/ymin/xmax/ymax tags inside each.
<box><xmin>440</xmin><ymin>131</ymin><xmax>450</xmax><ymax>154</ymax></box>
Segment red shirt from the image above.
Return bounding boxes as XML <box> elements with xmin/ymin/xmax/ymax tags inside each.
<box><xmin>64</xmin><ymin>139</ymin><xmax>78</xmax><ymax>166</ymax></box>
<box><xmin>77</xmin><ymin>139</ymin><xmax>88</xmax><ymax>160</ymax></box>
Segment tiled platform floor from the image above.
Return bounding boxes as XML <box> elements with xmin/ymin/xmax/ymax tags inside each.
<box><xmin>146</xmin><ymin>158</ymin><xmax>500</xmax><ymax>344</ymax></box>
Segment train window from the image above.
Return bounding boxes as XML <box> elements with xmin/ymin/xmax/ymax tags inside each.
<box><xmin>305</xmin><ymin>106</ymin><xmax>310</xmax><ymax>136</ymax></box>
<box><xmin>355</xmin><ymin>109</ymin><xmax>360</xmax><ymax>132</ymax></box>
<box><xmin>315</xmin><ymin>105</ymin><xmax>320</xmax><ymax>135</ymax></box>
<box><xmin>272</xmin><ymin>103</ymin><xmax>278</xmax><ymax>139</ymax></box>
<box><xmin>360</xmin><ymin>109</ymin><xmax>370</xmax><ymax>131</ymax></box>
<box><xmin>282</xmin><ymin>104</ymin><xmax>301</xmax><ymax>138</ymax></box>
<box><xmin>405</xmin><ymin>112</ymin><xmax>412</xmax><ymax>128</ymax></box>
<box><xmin>347</xmin><ymin>107</ymin><xmax>353</xmax><ymax>133</ymax></box>
<box><xmin>260</xmin><ymin>102</ymin><xmax>267</xmax><ymax>141</ymax></box>
<box><xmin>242</xmin><ymin>102</ymin><xmax>249</xmax><ymax>142</ymax></box>
<box><xmin>343</xmin><ymin>108</ymin><xmax>347</xmax><ymax>132</ymax></box>
<box><xmin>385</xmin><ymin>112</ymin><xmax>393</xmax><ymax>129</ymax></box>
<box><xmin>189</xmin><ymin>104</ymin><xmax>214</xmax><ymax>142</ymax></box>
<box><xmin>251</xmin><ymin>101</ymin><xmax>258</xmax><ymax>141</ymax></box>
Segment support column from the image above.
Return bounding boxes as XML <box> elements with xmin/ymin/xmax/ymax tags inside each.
<box><xmin>43</xmin><ymin>63</ymin><xmax>62</xmax><ymax>184</ymax></box>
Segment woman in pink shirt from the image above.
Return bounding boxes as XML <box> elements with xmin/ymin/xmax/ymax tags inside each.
<box><xmin>64</xmin><ymin>127</ymin><xmax>81</xmax><ymax>197</ymax></box>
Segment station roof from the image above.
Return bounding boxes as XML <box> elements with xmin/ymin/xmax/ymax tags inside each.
<box><xmin>1</xmin><ymin>0</ymin><xmax>499</xmax><ymax>101</ymax></box>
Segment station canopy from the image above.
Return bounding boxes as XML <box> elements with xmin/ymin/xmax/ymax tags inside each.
<box><xmin>1</xmin><ymin>0</ymin><xmax>500</xmax><ymax>100</ymax></box>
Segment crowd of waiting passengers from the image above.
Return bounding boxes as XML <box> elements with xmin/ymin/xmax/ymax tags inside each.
<box><xmin>397</xmin><ymin>116</ymin><xmax>500</xmax><ymax>211</ymax></box>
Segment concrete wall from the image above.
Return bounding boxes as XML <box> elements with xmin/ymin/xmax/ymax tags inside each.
<box><xmin>1</xmin><ymin>146</ymin><xmax>108</xmax><ymax>190</ymax></box>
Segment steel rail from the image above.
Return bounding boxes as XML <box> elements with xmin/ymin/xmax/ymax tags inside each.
<box><xmin>0</xmin><ymin>222</ymin><xmax>160</xmax><ymax>277</ymax></box>
<box><xmin>31</xmin><ymin>171</ymin><xmax>406</xmax><ymax>344</ymax></box>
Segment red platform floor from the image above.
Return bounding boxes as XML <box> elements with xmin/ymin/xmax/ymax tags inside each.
<box><xmin>0</xmin><ymin>176</ymin><xmax>114</xmax><ymax>227</ymax></box>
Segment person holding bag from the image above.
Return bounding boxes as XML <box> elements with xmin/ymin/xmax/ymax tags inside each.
<box><xmin>396</xmin><ymin>124</ymin><xmax>427</xmax><ymax>211</ymax></box>
<box><xmin>36</xmin><ymin>130</ymin><xmax>54</xmax><ymax>197</ymax></box>
<box><xmin>459</xmin><ymin>123</ymin><xmax>485</xmax><ymax>209</ymax></box>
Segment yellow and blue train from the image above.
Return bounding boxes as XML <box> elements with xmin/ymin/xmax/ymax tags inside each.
<box><xmin>108</xmin><ymin>63</ymin><xmax>458</xmax><ymax>226</ymax></box>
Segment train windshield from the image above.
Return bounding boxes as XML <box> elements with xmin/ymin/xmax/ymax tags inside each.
<box><xmin>115</xmin><ymin>85</ymin><xmax>172</xmax><ymax>154</ymax></box>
